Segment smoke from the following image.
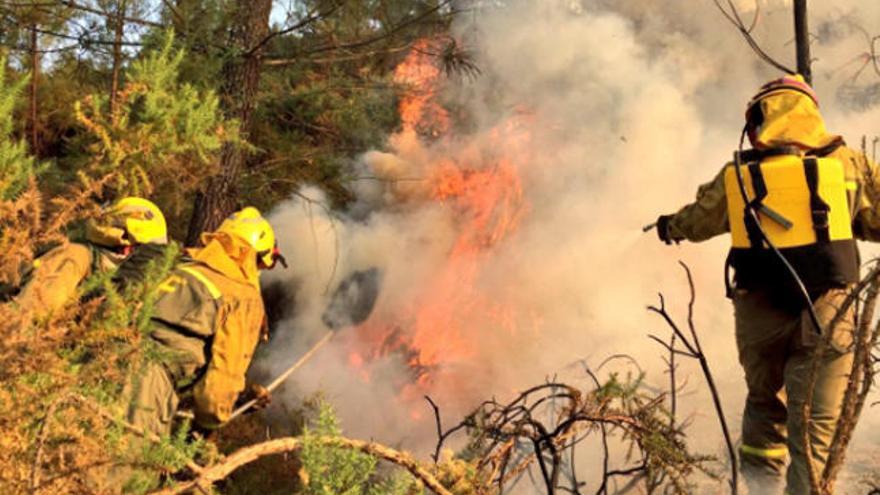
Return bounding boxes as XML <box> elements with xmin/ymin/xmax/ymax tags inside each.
<box><xmin>257</xmin><ymin>0</ymin><xmax>880</xmax><ymax>491</ymax></box>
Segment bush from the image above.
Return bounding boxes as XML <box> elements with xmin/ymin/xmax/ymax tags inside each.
<box><xmin>299</xmin><ymin>400</ymin><xmax>422</xmax><ymax>495</ymax></box>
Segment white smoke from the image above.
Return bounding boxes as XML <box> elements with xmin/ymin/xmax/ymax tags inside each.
<box><xmin>257</xmin><ymin>1</ymin><xmax>880</xmax><ymax>492</ymax></box>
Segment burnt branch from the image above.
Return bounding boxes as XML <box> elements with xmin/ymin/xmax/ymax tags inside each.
<box><xmin>647</xmin><ymin>261</ymin><xmax>738</xmax><ymax>494</ymax></box>
<box><xmin>426</xmin><ymin>394</ymin><xmax>468</xmax><ymax>464</ymax></box>
<box><xmin>428</xmin><ymin>370</ymin><xmax>713</xmax><ymax>493</ymax></box>
<box><xmin>712</xmin><ymin>0</ymin><xmax>795</xmax><ymax>75</ymax></box>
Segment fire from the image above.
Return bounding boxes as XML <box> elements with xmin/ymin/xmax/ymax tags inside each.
<box><xmin>346</xmin><ymin>39</ymin><xmax>535</xmax><ymax>412</ymax></box>
<box><xmin>392</xmin><ymin>39</ymin><xmax>450</xmax><ymax>139</ymax></box>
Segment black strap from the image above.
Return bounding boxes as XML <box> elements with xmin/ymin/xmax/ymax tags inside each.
<box><xmin>744</xmin><ymin>161</ymin><xmax>768</xmax><ymax>248</ymax></box>
<box><xmin>735</xmin><ymin>146</ymin><xmax>802</xmax><ymax>164</ymax></box>
<box><xmin>806</xmin><ymin>138</ymin><xmax>845</xmax><ymax>158</ymax></box>
<box><xmin>803</xmin><ymin>157</ymin><xmax>831</xmax><ymax>243</ymax></box>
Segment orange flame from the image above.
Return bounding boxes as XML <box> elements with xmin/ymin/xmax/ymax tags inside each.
<box><xmin>393</xmin><ymin>39</ymin><xmax>450</xmax><ymax>139</ymax></box>
<box><xmin>348</xmin><ymin>40</ymin><xmax>536</xmax><ymax>412</ymax></box>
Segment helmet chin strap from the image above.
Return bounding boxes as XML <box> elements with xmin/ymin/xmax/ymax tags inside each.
<box><xmin>256</xmin><ymin>248</ymin><xmax>288</xmax><ymax>270</ymax></box>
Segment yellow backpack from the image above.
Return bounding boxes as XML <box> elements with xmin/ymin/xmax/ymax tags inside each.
<box><xmin>723</xmin><ymin>150</ymin><xmax>858</xmax><ymax>300</ymax></box>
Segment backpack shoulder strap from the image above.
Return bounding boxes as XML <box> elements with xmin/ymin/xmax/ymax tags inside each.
<box><xmin>803</xmin><ymin>157</ymin><xmax>831</xmax><ymax>243</ymax></box>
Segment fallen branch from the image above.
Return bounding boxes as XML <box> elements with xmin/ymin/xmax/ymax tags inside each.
<box><xmin>151</xmin><ymin>436</ymin><xmax>453</xmax><ymax>495</ymax></box>
<box><xmin>428</xmin><ymin>374</ymin><xmax>709</xmax><ymax>494</ymax></box>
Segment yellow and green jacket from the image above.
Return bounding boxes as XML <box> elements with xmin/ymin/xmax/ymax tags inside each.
<box><xmin>11</xmin><ymin>242</ymin><xmax>123</xmax><ymax>322</ymax></box>
<box><xmin>149</xmin><ymin>232</ymin><xmax>264</xmax><ymax>429</ymax></box>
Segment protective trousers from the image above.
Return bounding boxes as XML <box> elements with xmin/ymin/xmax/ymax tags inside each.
<box><xmin>733</xmin><ymin>288</ymin><xmax>854</xmax><ymax>495</ymax></box>
<box><xmin>126</xmin><ymin>361</ymin><xmax>179</xmax><ymax>439</ymax></box>
<box><xmin>94</xmin><ymin>362</ymin><xmax>179</xmax><ymax>493</ymax></box>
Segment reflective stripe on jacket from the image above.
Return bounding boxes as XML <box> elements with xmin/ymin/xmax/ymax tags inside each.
<box><xmin>149</xmin><ymin>232</ymin><xmax>264</xmax><ymax>429</ymax></box>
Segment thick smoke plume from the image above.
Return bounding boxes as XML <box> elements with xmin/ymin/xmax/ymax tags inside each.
<box><xmin>257</xmin><ymin>0</ymin><xmax>880</xmax><ymax>489</ymax></box>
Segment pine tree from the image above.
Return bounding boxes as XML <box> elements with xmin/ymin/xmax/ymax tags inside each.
<box><xmin>0</xmin><ymin>55</ymin><xmax>36</xmax><ymax>200</ymax></box>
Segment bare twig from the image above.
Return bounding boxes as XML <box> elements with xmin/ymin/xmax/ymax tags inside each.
<box><xmin>428</xmin><ymin>372</ymin><xmax>709</xmax><ymax>493</ymax></box>
<box><xmin>712</xmin><ymin>0</ymin><xmax>796</xmax><ymax>74</ymax></box>
<box><xmin>244</xmin><ymin>1</ymin><xmax>342</xmax><ymax>58</ymax></box>
<box><xmin>30</xmin><ymin>394</ymin><xmax>66</xmax><ymax>491</ymax></box>
<box><xmin>425</xmin><ymin>395</ymin><xmax>468</xmax><ymax>464</ymax></box>
<box><xmin>648</xmin><ymin>261</ymin><xmax>738</xmax><ymax>494</ymax></box>
<box><xmin>792</xmin><ymin>260</ymin><xmax>880</xmax><ymax>494</ymax></box>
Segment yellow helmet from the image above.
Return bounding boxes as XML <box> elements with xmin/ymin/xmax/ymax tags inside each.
<box><xmin>217</xmin><ymin>207</ymin><xmax>285</xmax><ymax>269</ymax></box>
<box><xmin>86</xmin><ymin>197</ymin><xmax>168</xmax><ymax>247</ymax></box>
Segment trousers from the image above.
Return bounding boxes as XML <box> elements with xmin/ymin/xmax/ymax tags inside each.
<box><xmin>733</xmin><ymin>288</ymin><xmax>854</xmax><ymax>495</ymax></box>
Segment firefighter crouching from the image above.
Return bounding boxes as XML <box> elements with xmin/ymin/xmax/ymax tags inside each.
<box><xmin>8</xmin><ymin>197</ymin><xmax>167</xmax><ymax>326</ymax></box>
<box><xmin>125</xmin><ymin>206</ymin><xmax>283</xmax><ymax>440</ymax></box>
<box><xmin>654</xmin><ymin>75</ymin><xmax>880</xmax><ymax>494</ymax></box>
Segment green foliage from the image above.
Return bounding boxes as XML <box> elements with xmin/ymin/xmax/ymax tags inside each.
<box><xmin>299</xmin><ymin>400</ymin><xmax>423</xmax><ymax>495</ymax></box>
<box><xmin>0</xmin><ymin>2</ymin><xmax>463</xmax><ymax>492</ymax></box>
<box><xmin>244</xmin><ymin>63</ymin><xmax>400</xmax><ymax>209</ymax></box>
<box><xmin>0</xmin><ymin>55</ymin><xmax>36</xmax><ymax>200</ymax></box>
<box><xmin>300</xmin><ymin>400</ymin><xmax>379</xmax><ymax>494</ymax></box>
<box><xmin>0</xmin><ymin>233</ymin><xmax>207</xmax><ymax>493</ymax></box>
<box><xmin>72</xmin><ymin>31</ymin><xmax>238</xmax><ymax>215</ymax></box>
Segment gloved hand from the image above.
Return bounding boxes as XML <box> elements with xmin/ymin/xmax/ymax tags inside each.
<box><xmin>656</xmin><ymin>215</ymin><xmax>680</xmax><ymax>245</ymax></box>
<box><xmin>241</xmin><ymin>383</ymin><xmax>272</xmax><ymax>411</ymax></box>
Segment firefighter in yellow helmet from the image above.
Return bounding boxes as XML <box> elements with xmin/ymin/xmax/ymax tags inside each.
<box><xmin>654</xmin><ymin>75</ymin><xmax>880</xmax><ymax>494</ymax></box>
<box><xmin>123</xmin><ymin>207</ymin><xmax>284</xmax><ymax>445</ymax></box>
<box><xmin>9</xmin><ymin>197</ymin><xmax>167</xmax><ymax>325</ymax></box>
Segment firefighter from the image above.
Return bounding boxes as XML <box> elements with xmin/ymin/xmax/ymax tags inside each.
<box><xmin>9</xmin><ymin>197</ymin><xmax>167</xmax><ymax>325</ymax></box>
<box><xmin>125</xmin><ymin>206</ymin><xmax>284</xmax><ymax>441</ymax></box>
<box><xmin>654</xmin><ymin>74</ymin><xmax>880</xmax><ymax>494</ymax></box>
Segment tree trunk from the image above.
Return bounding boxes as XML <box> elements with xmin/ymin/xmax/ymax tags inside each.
<box><xmin>109</xmin><ymin>0</ymin><xmax>127</xmax><ymax>116</ymax></box>
<box><xmin>793</xmin><ymin>0</ymin><xmax>811</xmax><ymax>84</ymax></box>
<box><xmin>29</xmin><ymin>23</ymin><xmax>40</xmax><ymax>156</ymax></box>
<box><xmin>185</xmin><ymin>0</ymin><xmax>272</xmax><ymax>246</ymax></box>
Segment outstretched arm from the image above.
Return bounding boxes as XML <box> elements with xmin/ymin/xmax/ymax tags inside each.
<box><xmin>659</xmin><ymin>167</ymin><xmax>729</xmax><ymax>243</ymax></box>
<box><xmin>14</xmin><ymin>243</ymin><xmax>92</xmax><ymax>321</ymax></box>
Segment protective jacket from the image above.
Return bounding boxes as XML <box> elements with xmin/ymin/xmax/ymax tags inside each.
<box><xmin>666</xmin><ymin>93</ymin><xmax>880</xmax><ymax>303</ymax></box>
<box><xmin>12</xmin><ymin>242</ymin><xmax>123</xmax><ymax>321</ymax></box>
<box><xmin>148</xmin><ymin>232</ymin><xmax>264</xmax><ymax>429</ymax></box>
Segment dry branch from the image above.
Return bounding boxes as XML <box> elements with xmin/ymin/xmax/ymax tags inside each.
<box><xmin>799</xmin><ymin>260</ymin><xmax>880</xmax><ymax>494</ymax></box>
<box><xmin>151</xmin><ymin>436</ymin><xmax>453</xmax><ymax>495</ymax></box>
<box><xmin>427</xmin><ymin>373</ymin><xmax>711</xmax><ymax>494</ymax></box>
<box><xmin>712</xmin><ymin>0</ymin><xmax>795</xmax><ymax>75</ymax></box>
<box><xmin>647</xmin><ymin>261</ymin><xmax>738</xmax><ymax>494</ymax></box>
